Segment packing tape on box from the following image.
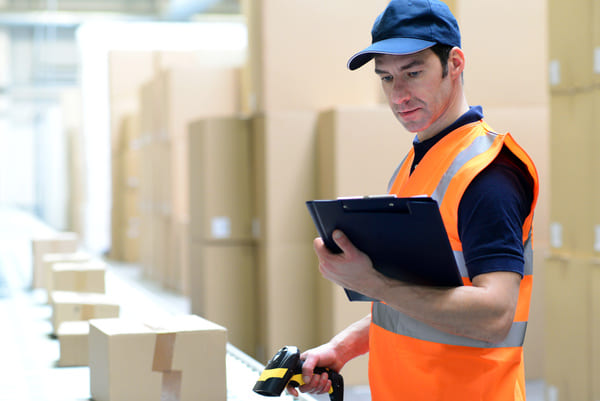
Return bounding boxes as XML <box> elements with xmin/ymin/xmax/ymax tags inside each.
<box><xmin>152</xmin><ymin>332</ymin><xmax>182</xmax><ymax>401</ymax></box>
<box><xmin>80</xmin><ymin>304</ymin><xmax>95</xmax><ymax>320</ymax></box>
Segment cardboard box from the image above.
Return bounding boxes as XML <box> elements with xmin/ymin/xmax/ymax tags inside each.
<box><xmin>43</xmin><ymin>252</ymin><xmax>92</xmax><ymax>297</ymax></box>
<box><xmin>189</xmin><ymin>241</ymin><xmax>256</xmax><ymax>356</ymax></box>
<box><xmin>547</xmin><ymin>0</ymin><xmax>594</xmax><ymax>91</ymax></box>
<box><xmin>89</xmin><ymin>315</ymin><xmax>227</xmax><ymax>401</ymax></box>
<box><xmin>57</xmin><ymin>321</ymin><xmax>90</xmax><ymax>367</ymax></box>
<box><xmin>52</xmin><ymin>261</ymin><xmax>106</xmax><ymax>294</ymax></box>
<box><xmin>459</xmin><ymin>0</ymin><xmax>548</xmax><ymax>106</ymax></box>
<box><xmin>50</xmin><ymin>291</ymin><xmax>120</xmax><ymax>334</ymax></box>
<box><xmin>243</xmin><ymin>0</ymin><xmax>388</xmax><ymax>113</ymax></box>
<box><xmin>31</xmin><ymin>233</ymin><xmax>79</xmax><ymax>289</ymax></box>
<box><xmin>549</xmin><ymin>93</ymin><xmax>596</xmax><ymax>255</ymax></box>
<box><xmin>543</xmin><ymin>255</ymin><xmax>592</xmax><ymax>401</ymax></box>
<box><xmin>188</xmin><ymin>117</ymin><xmax>254</xmax><ymax>242</ymax></box>
<box><xmin>593</xmin><ymin>90</ymin><xmax>600</xmax><ymax>256</ymax></box>
<box><xmin>592</xmin><ymin>258</ymin><xmax>600</xmax><ymax>401</ymax></box>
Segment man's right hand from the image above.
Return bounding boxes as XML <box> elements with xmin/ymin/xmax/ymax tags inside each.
<box><xmin>286</xmin><ymin>343</ymin><xmax>342</xmax><ymax>397</ymax></box>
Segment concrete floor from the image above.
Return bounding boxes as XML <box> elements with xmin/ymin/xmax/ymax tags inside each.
<box><xmin>0</xmin><ymin>206</ymin><xmax>546</xmax><ymax>401</ymax></box>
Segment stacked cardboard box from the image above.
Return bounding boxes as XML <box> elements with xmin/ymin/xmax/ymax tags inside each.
<box><xmin>544</xmin><ymin>0</ymin><xmax>599</xmax><ymax>398</ymax></box>
<box><xmin>52</xmin><ymin>261</ymin><xmax>107</xmax><ymax>294</ymax></box>
<box><xmin>43</xmin><ymin>252</ymin><xmax>92</xmax><ymax>299</ymax></box>
<box><xmin>57</xmin><ymin>321</ymin><xmax>90</xmax><ymax>367</ymax></box>
<box><xmin>137</xmin><ymin>66</ymin><xmax>242</xmax><ymax>294</ymax></box>
<box><xmin>110</xmin><ymin>114</ymin><xmax>141</xmax><ymax>263</ymax></box>
<box><xmin>593</xmin><ymin>87</ymin><xmax>600</xmax><ymax>401</ymax></box>
<box><xmin>89</xmin><ymin>315</ymin><xmax>227</xmax><ymax>401</ymax></box>
<box><xmin>50</xmin><ymin>291</ymin><xmax>120</xmax><ymax>335</ymax></box>
<box><xmin>31</xmin><ymin>233</ymin><xmax>79</xmax><ymax>289</ymax></box>
<box><xmin>108</xmin><ymin>52</ymin><xmax>156</xmax><ymax>263</ymax></box>
<box><xmin>188</xmin><ymin>117</ymin><xmax>257</xmax><ymax>356</ymax></box>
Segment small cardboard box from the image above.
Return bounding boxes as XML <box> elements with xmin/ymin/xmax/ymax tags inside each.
<box><xmin>57</xmin><ymin>321</ymin><xmax>90</xmax><ymax>367</ymax></box>
<box><xmin>89</xmin><ymin>315</ymin><xmax>227</xmax><ymax>401</ymax></box>
<box><xmin>50</xmin><ymin>291</ymin><xmax>120</xmax><ymax>335</ymax></box>
<box><xmin>52</xmin><ymin>261</ymin><xmax>107</xmax><ymax>294</ymax></box>
<box><xmin>31</xmin><ymin>233</ymin><xmax>79</xmax><ymax>289</ymax></box>
<box><xmin>43</xmin><ymin>252</ymin><xmax>92</xmax><ymax>297</ymax></box>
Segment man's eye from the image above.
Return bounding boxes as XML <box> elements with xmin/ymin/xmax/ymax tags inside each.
<box><xmin>407</xmin><ymin>71</ymin><xmax>422</xmax><ymax>78</ymax></box>
<box><xmin>380</xmin><ymin>75</ymin><xmax>393</xmax><ymax>82</ymax></box>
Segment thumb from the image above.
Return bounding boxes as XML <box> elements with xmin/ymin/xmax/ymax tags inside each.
<box><xmin>331</xmin><ymin>230</ymin><xmax>353</xmax><ymax>253</ymax></box>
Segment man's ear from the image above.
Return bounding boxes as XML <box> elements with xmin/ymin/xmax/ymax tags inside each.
<box><xmin>448</xmin><ymin>47</ymin><xmax>466</xmax><ymax>78</ymax></box>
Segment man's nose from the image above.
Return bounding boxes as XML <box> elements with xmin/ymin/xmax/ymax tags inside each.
<box><xmin>390</xmin><ymin>82</ymin><xmax>410</xmax><ymax>104</ymax></box>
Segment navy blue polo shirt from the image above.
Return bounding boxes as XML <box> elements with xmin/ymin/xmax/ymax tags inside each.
<box><xmin>410</xmin><ymin>106</ymin><xmax>534</xmax><ymax>280</ymax></box>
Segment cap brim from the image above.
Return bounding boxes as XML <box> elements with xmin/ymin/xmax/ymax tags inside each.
<box><xmin>347</xmin><ymin>38</ymin><xmax>436</xmax><ymax>70</ymax></box>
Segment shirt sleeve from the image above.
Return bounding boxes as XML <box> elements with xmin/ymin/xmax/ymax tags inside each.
<box><xmin>457</xmin><ymin>147</ymin><xmax>534</xmax><ymax>280</ymax></box>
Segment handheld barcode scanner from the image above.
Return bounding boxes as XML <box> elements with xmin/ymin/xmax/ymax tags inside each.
<box><xmin>253</xmin><ymin>346</ymin><xmax>344</xmax><ymax>401</ymax></box>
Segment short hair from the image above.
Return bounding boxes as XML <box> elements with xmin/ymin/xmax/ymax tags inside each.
<box><xmin>430</xmin><ymin>44</ymin><xmax>453</xmax><ymax>78</ymax></box>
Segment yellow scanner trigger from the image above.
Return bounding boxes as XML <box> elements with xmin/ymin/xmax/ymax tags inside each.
<box><xmin>257</xmin><ymin>368</ymin><xmax>288</xmax><ymax>382</ymax></box>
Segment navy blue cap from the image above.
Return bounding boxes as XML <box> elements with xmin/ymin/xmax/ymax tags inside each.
<box><xmin>347</xmin><ymin>0</ymin><xmax>461</xmax><ymax>70</ymax></box>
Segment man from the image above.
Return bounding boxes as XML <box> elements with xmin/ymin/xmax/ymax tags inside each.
<box><xmin>287</xmin><ymin>0</ymin><xmax>539</xmax><ymax>400</ymax></box>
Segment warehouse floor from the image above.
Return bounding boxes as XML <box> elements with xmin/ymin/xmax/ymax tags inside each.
<box><xmin>0</xmin><ymin>206</ymin><xmax>546</xmax><ymax>401</ymax></box>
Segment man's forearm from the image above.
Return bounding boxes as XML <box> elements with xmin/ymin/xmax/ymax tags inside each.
<box><xmin>329</xmin><ymin>314</ymin><xmax>371</xmax><ymax>365</ymax></box>
<box><xmin>376</xmin><ymin>272</ymin><xmax>520</xmax><ymax>343</ymax></box>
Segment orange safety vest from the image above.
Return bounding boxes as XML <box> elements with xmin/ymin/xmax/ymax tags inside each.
<box><xmin>368</xmin><ymin>120</ymin><xmax>539</xmax><ymax>401</ymax></box>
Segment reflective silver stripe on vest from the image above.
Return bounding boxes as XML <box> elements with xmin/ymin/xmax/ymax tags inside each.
<box><xmin>372</xmin><ymin>303</ymin><xmax>528</xmax><ymax>348</ymax></box>
<box><xmin>387</xmin><ymin>153</ymin><xmax>409</xmax><ymax>193</ymax></box>
<box><xmin>523</xmin><ymin>231</ymin><xmax>533</xmax><ymax>276</ymax></box>
<box><xmin>453</xmin><ymin>250</ymin><xmax>469</xmax><ymax>279</ymax></box>
<box><xmin>431</xmin><ymin>134</ymin><xmax>497</xmax><ymax>206</ymax></box>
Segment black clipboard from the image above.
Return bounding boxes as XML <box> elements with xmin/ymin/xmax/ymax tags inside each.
<box><xmin>306</xmin><ymin>196</ymin><xmax>463</xmax><ymax>301</ymax></box>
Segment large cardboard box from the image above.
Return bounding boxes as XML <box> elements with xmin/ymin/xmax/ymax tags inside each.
<box><xmin>52</xmin><ymin>261</ymin><xmax>106</xmax><ymax>294</ymax></box>
<box><xmin>549</xmin><ymin>93</ymin><xmax>595</xmax><ymax>256</ymax></box>
<box><xmin>89</xmin><ymin>316</ymin><xmax>227</xmax><ymax>401</ymax></box>
<box><xmin>243</xmin><ymin>0</ymin><xmax>388</xmax><ymax>113</ymax></box>
<box><xmin>188</xmin><ymin>117</ymin><xmax>254</xmax><ymax>243</ymax></box>
<box><xmin>547</xmin><ymin>0</ymin><xmax>594</xmax><ymax>91</ymax></box>
<box><xmin>50</xmin><ymin>291</ymin><xmax>120</xmax><ymax>335</ymax></box>
<box><xmin>544</xmin><ymin>255</ymin><xmax>592</xmax><ymax>401</ymax></box>
<box><xmin>189</xmin><ymin>242</ymin><xmax>256</xmax><ymax>356</ymax></box>
<box><xmin>43</xmin><ymin>252</ymin><xmax>92</xmax><ymax>297</ymax></box>
<box><xmin>57</xmin><ymin>321</ymin><xmax>90</xmax><ymax>367</ymax></box>
<box><xmin>593</xmin><ymin>90</ymin><xmax>600</xmax><ymax>257</ymax></box>
<box><xmin>459</xmin><ymin>0</ymin><xmax>548</xmax><ymax>107</ymax></box>
<box><xmin>592</xmin><ymin>258</ymin><xmax>600</xmax><ymax>401</ymax></box>
<box><xmin>31</xmin><ymin>233</ymin><xmax>79</xmax><ymax>289</ymax></box>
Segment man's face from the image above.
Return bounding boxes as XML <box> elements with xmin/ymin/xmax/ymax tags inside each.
<box><xmin>374</xmin><ymin>49</ymin><xmax>456</xmax><ymax>140</ymax></box>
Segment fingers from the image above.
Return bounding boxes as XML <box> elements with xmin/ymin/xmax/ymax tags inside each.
<box><xmin>286</xmin><ymin>385</ymin><xmax>299</xmax><ymax>397</ymax></box>
<box><xmin>298</xmin><ymin>373</ymin><xmax>331</xmax><ymax>395</ymax></box>
<box><xmin>295</xmin><ymin>352</ymin><xmax>332</xmax><ymax>395</ymax></box>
